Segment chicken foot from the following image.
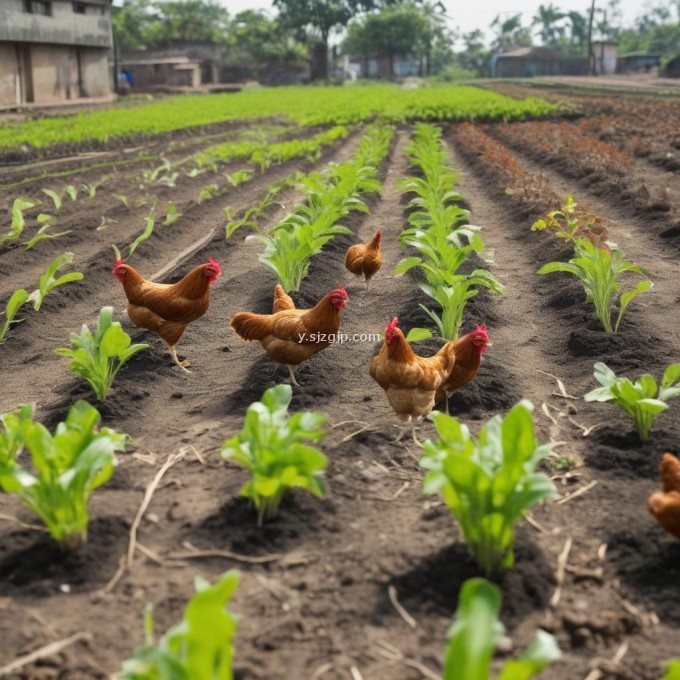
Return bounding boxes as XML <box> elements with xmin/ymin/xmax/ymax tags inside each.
<box><xmin>394</xmin><ymin>418</ymin><xmax>421</xmax><ymax>446</ymax></box>
<box><xmin>168</xmin><ymin>345</ymin><xmax>191</xmax><ymax>374</ymax></box>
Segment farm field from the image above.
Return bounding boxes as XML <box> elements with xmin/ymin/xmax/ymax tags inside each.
<box><xmin>0</xmin><ymin>83</ymin><xmax>679</xmax><ymax>679</ymax></box>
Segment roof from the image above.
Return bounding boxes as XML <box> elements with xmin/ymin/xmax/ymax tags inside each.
<box><xmin>619</xmin><ymin>52</ymin><xmax>662</xmax><ymax>58</ymax></box>
<box><xmin>498</xmin><ymin>47</ymin><xmax>561</xmax><ymax>60</ymax></box>
<box><xmin>120</xmin><ymin>57</ymin><xmax>202</xmax><ymax>66</ymax></box>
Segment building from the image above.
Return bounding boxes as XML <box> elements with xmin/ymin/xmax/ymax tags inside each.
<box><xmin>591</xmin><ymin>40</ymin><xmax>618</xmax><ymax>75</ymax></box>
<box><xmin>664</xmin><ymin>55</ymin><xmax>680</xmax><ymax>78</ymax></box>
<box><xmin>119</xmin><ymin>56</ymin><xmax>203</xmax><ymax>91</ymax></box>
<box><xmin>0</xmin><ymin>0</ymin><xmax>113</xmax><ymax>109</ymax></box>
<box><xmin>616</xmin><ymin>53</ymin><xmax>661</xmax><ymax>74</ymax></box>
<box><xmin>493</xmin><ymin>47</ymin><xmax>562</xmax><ymax>78</ymax></box>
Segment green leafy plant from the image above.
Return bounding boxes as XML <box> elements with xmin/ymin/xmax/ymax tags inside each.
<box><xmin>55</xmin><ymin>307</ymin><xmax>148</xmax><ymax>401</ymax></box>
<box><xmin>584</xmin><ymin>362</ymin><xmax>680</xmax><ymax>441</ymax></box>
<box><xmin>198</xmin><ymin>183</ymin><xmax>218</xmax><ymax>204</ymax></box>
<box><xmin>663</xmin><ymin>660</ymin><xmax>680</xmax><ymax>680</ymax></box>
<box><xmin>537</xmin><ymin>238</ymin><xmax>653</xmax><ymax>333</ymax></box>
<box><xmin>115</xmin><ymin>194</ymin><xmax>130</xmax><ymax>208</ymax></box>
<box><xmin>128</xmin><ymin>208</ymin><xmax>156</xmax><ymax>257</ymax></box>
<box><xmin>41</xmin><ymin>188</ymin><xmax>62</xmax><ymax>210</ymax></box>
<box><xmin>64</xmin><ymin>185</ymin><xmax>79</xmax><ymax>201</ymax></box>
<box><xmin>164</xmin><ymin>201</ymin><xmax>181</xmax><ymax>226</ymax></box>
<box><xmin>421</xmin><ymin>400</ymin><xmax>558</xmax><ymax>575</ymax></box>
<box><xmin>0</xmin><ymin>404</ymin><xmax>33</xmax><ymax>469</ymax></box>
<box><xmin>119</xmin><ymin>570</ymin><xmax>240</xmax><ymax>680</ymax></box>
<box><xmin>0</xmin><ymin>288</ymin><xmax>29</xmax><ymax>343</ymax></box>
<box><xmin>443</xmin><ymin>578</ymin><xmax>560</xmax><ymax>680</ymax></box>
<box><xmin>28</xmin><ymin>252</ymin><xmax>84</xmax><ymax>311</ymax></box>
<box><xmin>0</xmin><ymin>401</ymin><xmax>127</xmax><ymax>549</ymax></box>
<box><xmin>1</xmin><ymin>197</ymin><xmax>41</xmax><ymax>244</ymax></box>
<box><xmin>531</xmin><ymin>195</ymin><xmax>603</xmax><ymax>244</ymax></box>
<box><xmin>220</xmin><ymin>384</ymin><xmax>328</xmax><ymax>525</ymax></box>
<box><xmin>224</xmin><ymin>169</ymin><xmax>252</xmax><ymax>187</ymax></box>
<box><xmin>23</xmin><ymin>223</ymin><xmax>72</xmax><ymax>250</ymax></box>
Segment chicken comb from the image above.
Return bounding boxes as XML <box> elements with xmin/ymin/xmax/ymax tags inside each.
<box><xmin>386</xmin><ymin>317</ymin><xmax>399</xmax><ymax>332</ymax></box>
<box><xmin>207</xmin><ymin>256</ymin><xmax>221</xmax><ymax>274</ymax></box>
<box><xmin>473</xmin><ymin>323</ymin><xmax>488</xmax><ymax>335</ymax></box>
<box><xmin>331</xmin><ymin>284</ymin><xmax>348</xmax><ymax>298</ymax></box>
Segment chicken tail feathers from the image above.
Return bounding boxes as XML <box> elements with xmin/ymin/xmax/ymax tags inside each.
<box><xmin>273</xmin><ymin>284</ymin><xmax>296</xmax><ymax>313</ymax></box>
<box><xmin>230</xmin><ymin>312</ymin><xmax>272</xmax><ymax>341</ymax></box>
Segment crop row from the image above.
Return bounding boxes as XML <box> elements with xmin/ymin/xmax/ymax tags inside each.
<box><xmin>0</xmin><ymin>85</ymin><xmax>556</xmax><ymax>155</ymax></box>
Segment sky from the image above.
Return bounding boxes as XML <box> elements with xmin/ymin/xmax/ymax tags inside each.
<box><xmin>212</xmin><ymin>0</ymin><xmax>653</xmax><ymax>40</ymax></box>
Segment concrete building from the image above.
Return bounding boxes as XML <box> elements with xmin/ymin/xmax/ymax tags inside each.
<box><xmin>0</xmin><ymin>0</ymin><xmax>113</xmax><ymax>109</ymax></box>
<box><xmin>591</xmin><ymin>41</ymin><xmax>618</xmax><ymax>75</ymax></box>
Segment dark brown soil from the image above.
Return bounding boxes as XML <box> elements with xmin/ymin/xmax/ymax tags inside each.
<box><xmin>1</xmin><ymin>88</ymin><xmax>679</xmax><ymax>680</ymax></box>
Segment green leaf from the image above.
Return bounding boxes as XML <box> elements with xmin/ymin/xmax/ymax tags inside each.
<box><xmin>637</xmin><ymin>398</ymin><xmax>669</xmax><ymax>415</ymax></box>
<box><xmin>405</xmin><ymin>327</ymin><xmax>432</xmax><ymax>342</ymax></box>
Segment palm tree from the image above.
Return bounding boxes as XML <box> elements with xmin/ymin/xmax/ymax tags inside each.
<box><xmin>532</xmin><ymin>3</ymin><xmax>566</xmax><ymax>46</ymax></box>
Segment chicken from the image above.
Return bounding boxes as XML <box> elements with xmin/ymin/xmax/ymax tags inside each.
<box><xmin>113</xmin><ymin>256</ymin><xmax>221</xmax><ymax>373</ymax></box>
<box><xmin>648</xmin><ymin>453</ymin><xmax>680</xmax><ymax>539</ymax></box>
<box><xmin>435</xmin><ymin>324</ymin><xmax>490</xmax><ymax>414</ymax></box>
<box><xmin>230</xmin><ymin>285</ymin><xmax>348</xmax><ymax>386</ymax></box>
<box><xmin>345</xmin><ymin>229</ymin><xmax>382</xmax><ymax>290</ymax></box>
<box><xmin>369</xmin><ymin>317</ymin><xmax>456</xmax><ymax>444</ymax></box>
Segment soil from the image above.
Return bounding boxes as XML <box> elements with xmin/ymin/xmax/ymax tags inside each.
<box><xmin>0</xmin><ymin>87</ymin><xmax>679</xmax><ymax>680</ymax></box>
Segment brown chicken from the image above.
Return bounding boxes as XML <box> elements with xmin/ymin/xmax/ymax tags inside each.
<box><xmin>370</xmin><ymin>318</ymin><xmax>456</xmax><ymax>444</ymax></box>
<box><xmin>113</xmin><ymin>256</ymin><xmax>221</xmax><ymax>372</ymax></box>
<box><xmin>345</xmin><ymin>229</ymin><xmax>382</xmax><ymax>290</ymax></box>
<box><xmin>648</xmin><ymin>453</ymin><xmax>680</xmax><ymax>539</ymax></box>
<box><xmin>435</xmin><ymin>324</ymin><xmax>490</xmax><ymax>414</ymax></box>
<box><xmin>230</xmin><ymin>285</ymin><xmax>348</xmax><ymax>386</ymax></box>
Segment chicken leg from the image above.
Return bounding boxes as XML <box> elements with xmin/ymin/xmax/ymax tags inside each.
<box><xmin>287</xmin><ymin>364</ymin><xmax>299</xmax><ymax>387</ymax></box>
<box><xmin>169</xmin><ymin>345</ymin><xmax>191</xmax><ymax>374</ymax></box>
<box><xmin>394</xmin><ymin>418</ymin><xmax>421</xmax><ymax>446</ymax></box>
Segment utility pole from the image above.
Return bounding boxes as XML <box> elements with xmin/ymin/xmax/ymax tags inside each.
<box><xmin>587</xmin><ymin>0</ymin><xmax>596</xmax><ymax>75</ymax></box>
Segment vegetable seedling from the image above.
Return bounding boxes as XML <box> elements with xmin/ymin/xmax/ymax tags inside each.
<box><xmin>584</xmin><ymin>362</ymin><xmax>680</xmax><ymax>440</ymax></box>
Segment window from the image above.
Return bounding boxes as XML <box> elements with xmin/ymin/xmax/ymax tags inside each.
<box><xmin>23</xmin><ymin>0</ymin><xmax>52</xmax><ymax>15</ymax></box>
<box><xmin>73</xmin><ymin>2</ymin><xmax>86</xmax><ymax>14</ymax></box>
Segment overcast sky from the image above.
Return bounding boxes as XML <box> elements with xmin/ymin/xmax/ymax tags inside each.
<box><xmin>115</xmin><ymin>0</ymin><xmax>655</xmax><ymax>43</ymax></box>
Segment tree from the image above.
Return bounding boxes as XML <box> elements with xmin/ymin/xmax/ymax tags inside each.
<box><xmin>273</xmin><ymin>0</ymin><xmax>374</xmax><ymax>79</ymax></box>
<box><xmin>343</xmin><ymin>1</ymin><xmax>453</xmax><ymax>77</ymax></box>
<box><xmin>490</xmin><ymin>13</ymin><xmax>532</xmax><ymax>50</ymax></box>
<box><xmin>453</xmin><ymin>29</ymin><xmax>491</xmax><ymax>77</ymax></box>
<box><xmin>532</xmin><ymin>4</ymin><xmax>566</xmax><ymax>45</ymax></box>
<box><xmin>112</xmin><ymin>0</ymin><xmax>156</xmax><ymax>52</ymax></box>
<box><xmin>226</xmin><ymin>10</ymin><xmax>308</xmax><ymax>80</ymax></box>
<box><xmin>149</xmin><ymin>1</ymin><xmax>230</xmax><ymax>44</ymax></box>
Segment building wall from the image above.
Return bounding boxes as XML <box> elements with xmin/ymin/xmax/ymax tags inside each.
<box><xmin>0</xmin><ymin>44</ymin><xmax>20</xmax><ymax>107</ymax></box>
<box><xmin>79</xmin><ymin>47</ymin><xmax>109</xmax><ymax>97</ymax></box>
<box><xmin>0</xmin><ymin>0</ymin><xmax>112</xmax><ymax>48</ymax></box>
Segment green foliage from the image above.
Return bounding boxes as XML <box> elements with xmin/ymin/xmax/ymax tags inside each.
<box><xmin>220</xmin><ymin>385</ymin><xmax>328</xmax><ymax>525</ymax></box>
<box><xmin>41</xmin><ymin>188</ymin><xmax>63</xmax><ymax>210</ymax></box>
<box><xmin>119</xmin><ymin>570</ymin><xmax>240</xmax><ymax>680</ymax></box>
<box><xmin>64</xmin><ymin>185</ymin><xmax>79</xmax><ymax>201</ymax></box>
<box><xmin>164</xmin><ymin>201</ymin><xmax>181</xmax><ymax>226</ymax></box>
<box><xmin>663</xmin><ymin>659</ymin><xmax>680</xmax><ymax>680</ymax></box>
<box><xmin>28</xmin><ymin>252</ymin><xmax>84</xmax><ymax>311</ymax></box>
<box><xmin>198</xmin><ymin>184</ymin><xmax>218</xmax><ymax>204</ymax></box>
<box><xmin>23</xmin><ymin>223</ymin><xmax>72</xmax><ymax>250</ymax></box>
<box><xmin>55</xmin><ymin>307</ymin><xmax>148</xmax><ymax>401</ymax></box>
<box><xmin>1</xmin><ymin>197</ymin><xmax>41</xmax><ymax>244</ymax></box>
<box><xmin>252</xmin><ymin>123</ymin><xmax>391</xmax><ymax>291</ymax></box>
<box><xmin>0</xmin><ymin>87</ymin><xmax>556</xmax><ymax>153</ymax></box>
<box><xmin>129</xmin><ymin>209</ymin><xmax>157</xmax><ymax>257</ymax></box>
<box><xmin>0</xmin><ymin>401</ymin><xmax>127</xmax><ymax>550</ymax></box>
<box><xmin>0</xmin><ymin>404</ymin><xmax>33</xmax><ymax>469</ymax></box>
<box><xmin>531</xmin><ymin>195</ymin><xmax>600</xmax><ymax>244</ymax></box>
<box><xmin>584</xmin><ymin>362</ymin><xmax>680</xmax><ymax>441</ymax></box>
<box><xmin>444</xmin><ymin>578</ymin><xmax>560</xmax><ymax>680</ymax></box>
<box><xmin>421</xmin><ymin>401</ymin><xmax>558</xmax><ymax>575</ymax></box>
<box><xmin>537</xmin><ymin>238</ymin><xmax>653</xmax><ymax>334</ymax></box>
<box><xmin>396</xmin><ymin>124</ymin><xmax>504</xmax><ymax>340</ymax></box>
<box><xmin>0</xmin><ymin>288</ymin><xmax>29</xmax><ymax>344</ymax></box>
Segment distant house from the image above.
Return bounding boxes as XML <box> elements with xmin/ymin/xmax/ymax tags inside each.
<box><xmin>664</xmin><ymin>55</ymin><xmax>680</xmax><ymax>78</ymax></box>
<box><xmin>0</xmin><ymin>0</ymin><xmax>113</xmax><ymax>109</ymax></box>
<box><xmin>616</xmin><ymin>53</ymin><xmax>661</xmax><ymax>74</ymax></box>
<box><xmin>591</xmin><ymin>40</ymin><xmax>618</xmax><ymax>75</ymax></box>
<box><xmin>120</xmin><ymin>56</ymin><xmax>203</xmax><ymax>90</ymax></box>
<box><xmin>493</xmin><ymin>47</ymin><xmax>562</xmax><ymax>78</ymax></box>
